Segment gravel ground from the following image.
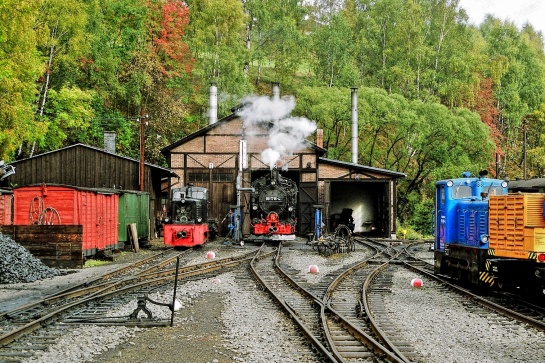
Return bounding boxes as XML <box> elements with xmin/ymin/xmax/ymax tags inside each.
<box><xmin>4</xmin><ymin>238</ymin><xmax>544</xmax><ymax>363</ymax></box>
<box><xmin>384</xmin><ymin>268</ymin><xmax>545</xmax><ymax>363</ymax></box>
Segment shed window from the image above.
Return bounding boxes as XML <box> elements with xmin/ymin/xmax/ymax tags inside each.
<box><xmin>188</xmin><ymin>172</ymin><xmax>233</xmax><ymax>182</ymax></box>
<box><xmin>188</xmin><ymin>173</ymin><xmax>209</xmax><ymax>182</ymax></box>
<box><xmin>213</xmin><ymin>173</ymin><xmax>233</xmax><ymax>182</ymax></box>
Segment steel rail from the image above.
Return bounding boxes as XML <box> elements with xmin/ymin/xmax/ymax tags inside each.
<box><xmin>0</xmin><ymin>250</ymin><xmax>258</xmax><ymax>347</ymax></box>
<box><xmin>250</xmin><ymin>243</ymin><xmax>340</xmax><ymax>363</ymax></box>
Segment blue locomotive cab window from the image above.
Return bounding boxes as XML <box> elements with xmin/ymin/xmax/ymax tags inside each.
<box><xmin>451</xmin><ymin>185</ymin><xmax>472</xmax><ymax>199</ymax></box>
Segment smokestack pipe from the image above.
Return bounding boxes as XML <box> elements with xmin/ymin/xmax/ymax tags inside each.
<box><xmin>272</xmin><ymin>82</ymin><xmax>280</xmax><ymax>101</ymax></box>
<box><xmin>209</xmin><ymin>82</ymin><xmax>218</xmax><ymax>125</ymax></box>
<box><xmin>351</xmin><ymin>87</ymin><xmax>358</xmax><ymax>164</ymax></box>
<box><xmin>316</xmin><ymin>129</ymin><xmax>323</xmax><ymax>149</ymax></box>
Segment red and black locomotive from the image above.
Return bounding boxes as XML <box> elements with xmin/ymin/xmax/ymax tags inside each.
<box><xmin>249</xmin><ymin>169</ymin><xmax>298</xmax><ymax>241</ymax></box>
<box><xmin>163</xmin><ymin>185</ymin><xmax>211</xmax><ymax>248</ymax></box>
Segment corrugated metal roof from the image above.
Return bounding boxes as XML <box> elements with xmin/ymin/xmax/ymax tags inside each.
<box><xmin>8</xmin><ymin>143</ymin><xmax>178</xmax><ymax>177</ymax></box>
<box><xmin>318</xmin><ymin>157</ymin><xmax>406</xmax><ymax>179</ymax></box>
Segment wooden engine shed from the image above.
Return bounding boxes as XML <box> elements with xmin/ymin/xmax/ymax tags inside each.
<box><xmin>161</xmin><ymin>103</ymin><xmax>405</xmax><ymax>239</ymax></box>
<box><xmin>161</xmin><ymin>113</ymin><xmax>324</xmax><ymax>237</ymax></box>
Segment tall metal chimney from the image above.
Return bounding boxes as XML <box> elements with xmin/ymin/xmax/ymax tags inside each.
<box><xmin>351</xmin><ymin>88</ymin><xmax>358</xmax><ymax>164</ymax></box>
<box><xmin>209</xmin><ymin>82</ymin><xmax>218</xmax><ymax>125</ymax></box>
<box><xmin>272</xmin><ymin>82</ymin><xmax>280</xmax><ymax>101</ymax></box>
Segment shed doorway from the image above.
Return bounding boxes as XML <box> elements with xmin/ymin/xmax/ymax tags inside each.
<box><xmin>327</xmin><ymin>181</ymin><xmax>389</xmax><ymax>237</ymax></box>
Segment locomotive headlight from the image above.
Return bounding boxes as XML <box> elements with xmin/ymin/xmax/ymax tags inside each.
<box><xmin>479</xmin><ymin>234</ymin><xmax>489</xmax><ymax>244</ymax></box>
<box><xmin>501</xmin><ymin>181</ymin><xmax>508</xmax><ymax>188</ymax></box>
<box><xmin>252</xmin><ymin>205</ymin><xmax>258</xmax><ymax>210</ymax></box>
<box><xmin>288</xmin><ymin>206</ymin><xmax>293</xmax><ymax>211</ymax></box>
<box><xmin>197</xmin><ymin>217</ymin><xmax>203</xmax><ymax>223</ymax></box>
<box><xmin>164</xmin><ymin>217</ymin><xmax>170</xmax><ymax>223</ymax></box>
<box><xmin>446</xmin><ymin>180</ymin><xmax>454</xmax><ymax>187</ymax></box>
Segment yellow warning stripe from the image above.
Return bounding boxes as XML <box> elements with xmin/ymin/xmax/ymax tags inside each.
<box><xmin>479</xmin><ymin>271</ymin><xmax>495</xmax><ymax>287</ymax></box>
<box><xmin>488</xmin><ymin>249</ymin><xmax>495</xmax><ymax>256</ymax></box>
<box><xmin>528</xmin><ymin>252</ymin><xmax>537</xmax><ymax>260</ymax></box>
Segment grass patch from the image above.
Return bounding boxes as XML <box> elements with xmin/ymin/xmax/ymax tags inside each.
<box><xmin>83</xmin><ymin>258</ymin><xmax>110</xmax><ymax>268</ymax></box>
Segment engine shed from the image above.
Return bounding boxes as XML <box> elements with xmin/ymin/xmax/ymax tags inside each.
<box><xmin>161</xmin><ymin>87</ymin><xmax>405</xmax><ymax>240</ymax></box>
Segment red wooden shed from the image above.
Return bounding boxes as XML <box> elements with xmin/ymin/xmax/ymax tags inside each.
<box><xmin>0</xmin><ymin>189</ymin><xmax>13</xmax><ymax>225</ymax></box>
<box><xmin>13</xmin><ymin>184</ymin><xmax>119</xmax><ymax>256</ymax></box>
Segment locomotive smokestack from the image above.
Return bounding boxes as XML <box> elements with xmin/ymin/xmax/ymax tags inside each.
<box><xmin>209</xmin><ymin>82</ymin><xmax>218</xmax><ymax>125</ymax></box>
<box><xmin>272</xmin><ymin>82</ymin><xmax>280</xmax><ymax>101</ymax></box>
<box><xmin>351</xmin><ymin>87</ymin><xmax>358</xmax><ymax>164</ymax></box>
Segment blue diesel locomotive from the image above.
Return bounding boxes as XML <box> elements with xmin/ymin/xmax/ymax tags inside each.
<box><xmin>434</xmin><ymin>171</ymin><xmax>508</xmax><ymax>287</ymax></box>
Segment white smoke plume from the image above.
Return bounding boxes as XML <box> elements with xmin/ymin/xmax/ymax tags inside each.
<box><xmin>237</xmin><ymin>95</ymin><xmax>317</xmax><ymax>169</ymax></box>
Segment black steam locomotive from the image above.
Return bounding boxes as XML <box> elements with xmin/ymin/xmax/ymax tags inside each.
<box><xmin>249</xmin><ymin>169</ymin><xmax>298</xmax><ymax>240</ymax></box>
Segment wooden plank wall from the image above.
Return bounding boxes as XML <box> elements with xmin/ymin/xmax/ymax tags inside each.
<box><xmin>0</xmin><ymin>225</ymin><xmax>83</xmax><ymax>269</ymax></box>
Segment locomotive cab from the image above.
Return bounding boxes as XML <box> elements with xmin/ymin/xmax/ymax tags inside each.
<box><xmin>169</xmin><ymin>186</ymin><xmax>207</xmax><ymax>224</ymax></box>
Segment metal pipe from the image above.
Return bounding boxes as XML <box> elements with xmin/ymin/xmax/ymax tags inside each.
<box><xmin>272</xmin><ymin>82</ymin><xmax>280</xmax><ymax>101</ymax></box>
<box><xmin>351</xmin><ymin>88</ymin><xmax>358</xmax><ymax>164</ymax></box>
<box><xmin>209</xmin><ymin>83</ymin><xmax>218</xmax><ymax>125</ymax></box>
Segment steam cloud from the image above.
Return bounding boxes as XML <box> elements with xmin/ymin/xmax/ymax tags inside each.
<box><xmin>237</xmin><ymin>95</ymin><xmax>317</xmax><ymax>169</ymax></box>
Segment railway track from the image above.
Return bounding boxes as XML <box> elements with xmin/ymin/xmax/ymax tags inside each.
<box><xmin>252</xmin><ymin>241</ymin><xmax>408</xmax><ymax>363</ymax></box>
<box><xmin>354</xmin><ymin>238</ymin><xmax>545</xmax><ymax>362</ymax></box>
<box><xmin>2</xmin><ymin>237</ymin><xmax>544</xmax><ymax>362</ymax></box>
<box><xmin>400</xmin><ymin>241</ymin><xmax>545</xmax><ymax>332</ymax></box>
<box><xmin>0</xmin><ymin>245</ymin><xmax>260</xmax><ymax>362</ymax></box>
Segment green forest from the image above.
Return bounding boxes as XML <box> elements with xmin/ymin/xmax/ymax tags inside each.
<box><xmin>1</xmin><ymin>0</ymin><xmax>544</xmax><ymax>236</ymax></box>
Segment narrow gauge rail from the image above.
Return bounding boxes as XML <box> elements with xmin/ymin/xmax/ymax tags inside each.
<box><xmin>357</xmin><ymin>238</ymin><xmax>431</xmax><ymax>363</ymax></box>
<box><xmin>360</xmin><ymin>237</ymin><xmax>545</xmax><ymax>357</ymax></box>
<box><xmin>251</xmin><ymin>242</ymin><xmax>406</xmax><ymax>363</ymax></box>
<box><xmin>401</xmin><ymin>243</ymin><xmax>545</xmax><ymax>332</ymax></box>
<box><xmin>0</xmin><ymin>248</ymin><xmax>191</xmax><ymax>323</ymax></box>
<box><xmin>0</xmin><ymin>247</ymin><xmax>261</xmax><ymax>361</ymax></box>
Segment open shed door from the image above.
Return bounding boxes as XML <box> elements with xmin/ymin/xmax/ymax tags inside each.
<box><xmin>327</xmin><ymin>180</ymin><xmax>390</xmax><ymax>238</ymax></box>
<box><xmin>299</xmin><ymin>182</ymin><xmax>318</xmax><ymax>236</ymax></box>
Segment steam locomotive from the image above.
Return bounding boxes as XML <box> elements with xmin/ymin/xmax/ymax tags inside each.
<box><xmin>249</xmin><ymin>169</ymin><xmax>298</xmax><ymax>241</ymax></box>
<box><xmin>434</xmin><ymin>171</ymin><xmax>545</xmax><ymax>294</ymax></box>
<box><xmin>163</xmin><ymin>185</ymin><xmax>214</xmax><ymax>248</ymax></box>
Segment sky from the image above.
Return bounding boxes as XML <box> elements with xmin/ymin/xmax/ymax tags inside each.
<box><xmin>457</xmin><ymin>0</ymin><xmax>545</xmax><ymax>35</ymax></box>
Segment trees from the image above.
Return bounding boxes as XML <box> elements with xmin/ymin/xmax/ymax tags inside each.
<box><xmin>479</xmin><ymin>16</ymin><xmax>545</xmax><ymax>178</ymax></box>
<box><xmin>294</xmin><ymin>85</ymin><xmax>494</xmax><ymax>230</ymax></box>
<box><xmin>0</xmin><ymin>1</ymin><xmax>44</xmax><ymax>160</ymax></box>
<box><xmin>2</xmin><ymin>0</ymin><xmax>545</xmax><ymax>234</ymax></box>
<box><xmin>186</xmin><ymin>0</ymin><xmax>250</xmax><ymax>115</ymax></box>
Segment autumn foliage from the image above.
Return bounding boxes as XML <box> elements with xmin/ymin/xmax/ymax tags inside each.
<box><xmin>149</xmin><ymin>0</ymin><xmax>194</xmax><ymax>77</ymax></box>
